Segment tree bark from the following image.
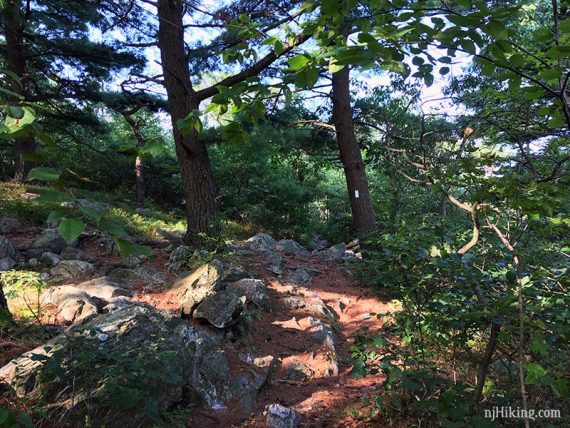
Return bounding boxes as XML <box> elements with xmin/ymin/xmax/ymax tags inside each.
<box><xmin>331</xmin><ymin>65</ymin><xmax>376</xmax><ymax>231</ymax></box>
<box><xmin>121</xmin><ymin>113</ymin><xmax>146</xmax><ymax>207</ymax></box>
<box><xmin>157</xmin><ymin>0</ymin><xmax>218</xmax><ymax>247</ymax></box>
<box><xmin>2</xmin><ymin>0</ymin><xmax>36</xmax><ymax>182</ymax></box>
<box><xmin>0</xmin><ymin>280</ymin><xmax>11</xmax><ymax>320</ymax></box>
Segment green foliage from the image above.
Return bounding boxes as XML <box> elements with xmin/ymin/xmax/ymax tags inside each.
<box><xmin>0</xmin><ymin>407</ymin><xmax>34</xmax><ymax>428</ymax></box>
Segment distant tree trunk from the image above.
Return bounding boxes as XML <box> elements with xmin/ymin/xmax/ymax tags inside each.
<box><xmin>2</xmin><ymin>0</ymin><xmax>36</xmax><ymax>182</ymax></box>
<box><xmin>157</xmin><ymin>0</ymin><xmax>218</xmax><ymax>247</ymax></box>
<box><xmin>0</xmin><ymin>281</ymin><xmax>10</xmax><ymax>319</ymax></box>
<box><xmin>121</xmin><ymin>113</ymin><xmax>146</xmax><ymax>207</ymax></box>
<box><xmin>331</xmin><ymin>65</ymin><xmax>376</xmax><ymax>232</ymax></box>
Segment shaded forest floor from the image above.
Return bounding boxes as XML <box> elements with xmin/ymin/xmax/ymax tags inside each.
<box><xmin>0</xmin><ymin>185</ymin><xmax>402</xmax><ymax>427</ymax></box>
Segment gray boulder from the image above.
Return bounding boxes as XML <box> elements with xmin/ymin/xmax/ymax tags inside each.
<box><xmin>50</xmin><ymin>260</ymin><xmax>95</xmax><ymax>282</ymax></box>
<box><xmin>315</xmin><ymin>243</ymin><xmax>358</xmax><ymax>262</ymax></box>
<box><xmin>39</xmin><ymin>252</ymin><xmax>61</xmax><ymax>266</ymax></box>
<box><xmin>275</xmin><ymin>239</ymin><xmax>310</xmax><ymax>256</ymax></box>
<box><xmin>60</xmin><ymin>247</ymin><xmax>98</xmax><ymax>263</ymax></box>
<box><xmin>41</xmin><ymin>285</ymin><xmax>91</xmax><ymax>306</ymax></box>
<box><xmin>243</xmin><ymin>232</ymin><xmax>276</xmax><ymax>253</ymax></box>
<box><xmin>266</xmin><ymin>404</ymin><xmax>302</xmax><ymax>428</ymax></box>
<box><xmin>75</xmin><ymin>276</ymin><xmax>131</xmax><ymax>300</ymax></box>
<box><xmin>0</xmin><ymin>305</ymin><xmax>269</xmax><ymax>425</ymax></box>
<box><xmin>0</xmin><ymin>217</ymin><xmax>23</xmax><ymax>234</ymax></box>
<box><xmin>193</xmin><ymin>290</ymin><xmax>243</xmax><ymax>328</ymax></box>
<box><xmin>172</xmin><ymin>260</ymin><xmax>247</xmax><ymax>316</ymax></box>
<box><xmin>57</xmin><ymin>298</ymin><xmax>98</xmax><ymax>324</ymax></box>
<box><xmin>289</xmin><ymin>268</ymin><xmax>312</xmax><ymax>285</ymax></box>
<box><xmin>29</xmin><ymin>229</ymin><xmax>69</xmax><ymax>253</ymax></box>
<box><xmin>0</xmin><ymin>236</ymin><xmax>22</xmax><ymax>271</ymax></box>
<box><xmin>226</xmin><ymin>278</ymin><xmax>270</xmax><ymax>309</ymax></box>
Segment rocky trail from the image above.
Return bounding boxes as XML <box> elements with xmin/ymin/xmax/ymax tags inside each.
<box><xmin>1</xmin><ymin>225</ymin><xmax>398</xmax><ymax>427</ymax></box>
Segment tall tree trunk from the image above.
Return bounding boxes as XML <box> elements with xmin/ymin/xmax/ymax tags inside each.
<box><xmin>2</xmin><ymin>0</ymin><xmax>36</xmax><ymax>182</ymax></box>
<box><xmin>331</xmin><ymin>65</ymin><xmax>376</xmax><ymax>231</ymax></box>
<box><xmin>157</xmin><ymin>0</ymin><xmax>218</xmax><ymax>246</ymax></box>
<box><xmin>122</xmin><ymin>113</ymin><xmax>146</xmax><ymax>207</ymax></box>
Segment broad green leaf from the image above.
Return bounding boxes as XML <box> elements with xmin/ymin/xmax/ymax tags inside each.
<box><xmin>58</xmin><ymin>218</ymin><xmax>85</xmax><ymax>244</ymax></box>
<box><xmin>98</xmin><ymin>218</ymin><xmax>128</xmax><ymax>237</ymax></box>
<box><xmin>525</xmin><ymin>362</ymin><xmax>547</xmax><ymax>384</ymax></box>
<box><xmin>287</xmin><ymin>55</ymin><xmax>310</xmax><ymax>70</ymax></box>
<box><xmin>27</xmin><ymin>167</ymin><xmax>60</xmax><ymax>181</ymax></box>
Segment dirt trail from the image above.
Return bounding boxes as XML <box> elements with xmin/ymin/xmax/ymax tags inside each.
<box><xmin>188</xmin><ymin>253</ymin><xmax>398</xmax><ymax>427</ymax></box>
<box><xmin>3</xmin><ymin>230</ymin><xmax>398</xmax><ymax>427</ymax></box>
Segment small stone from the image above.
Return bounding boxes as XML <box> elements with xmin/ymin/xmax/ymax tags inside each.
<box><xmin>266</xmin><ymin>403</ymin><xmax>302</xmax><ymax>428</ymax></box>
<box><xmin>28</xmin><ymin>258</ymin><xmax>38</xmax><ymax>267</ymax></box>
<box><xmin>40</xmin><ymin>252</ymin><xmax>61</xmax><ymax>266</ymax></box>
<box><xmin>50</xmin><ymin>260</ymin><xmax>95</xmax><ymax>282</ymax></box>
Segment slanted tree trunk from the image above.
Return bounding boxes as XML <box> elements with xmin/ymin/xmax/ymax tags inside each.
<box><xmin>156</xmin><ymin>0</ymin><xmax>218</xmax><ymax>246</ymax></box>
<box><xmin>331</xmin><ymin>65</ymin><xmax>376</xmax><ymax>231</ymax></box>
<box><xmin>121</xmin><ymin>113</ymin><xmax>146</xmax><ymax>207</ymax></box>
<box><xmin>2</xmin><ymin>0</ymin><xmax>36</xmax><ymax>182</ymax></box>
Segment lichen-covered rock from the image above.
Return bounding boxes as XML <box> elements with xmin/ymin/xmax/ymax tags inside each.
<box><xmin>172</xmin><ymin>260</ymin><xmax>248</xmax><ymax>316</ymax></box>
<box><xmin>75</xmin><ymin>276</ymin><xmax>131</xmax><ymax>300</ymax></box>
<box><xmin>60</xmin><ymin>247</ymin><xmax>98</xmax><ymax>263</ymax></box>
<box><xmin>50</xmin><ymin>260</ymin><xmax>95</xmax><ymax>282</ymax></box>
<box><xmin>244</xmin><ymin>233</ymin><xmax>277</xmax><ymax>253</ymax></box>
<box><xmin>0</xmin><ymin>236</ymin><xmax>22</xmax><ymax>271</ymax></box>
<box><xmin>0</xmin><ymin>306</ymin><xmax>236</xmax><ymax>426</ymax></box>
<box><xmin>29</xmin><ymin>229</ymin><xmax>69</xmax><ymax>254</ymax></box>
<box><xmin>275</xmin><ymin>239</ymin><xmax>310</xmax><ymax>256</ymax></box>
<box><xmin>57</xmin><ymin>298</ymin><xmax>98</xmax><ymax>324</ymax></box>
<box><xmin>0</xmin><ymin>217</ymin><xmax>23</xmax><ymax>234</ymax></box>
<box><xmin>39</xmin><ymin>252</ymin><xmax>61</xmax><ymax>266</ymax></box>
<box><xmin>266</xmin><ymin>403</ymin><xmax>302</xmax><ymax>428</ymax></box>
<box><xmin>314</xmin><ymin>243</ymin><xmax>357</xmax><ymax>261</ymax></box>
<box><xmin>41</xmin><ymin>285</ymin><xmax>91</xmax><ymax>306</ymax></box>
<box><xmin>167</xmin><ymin>245</ymin><xmax>195</xmax><ymax>271</ymax></box>
<box><xmin>193</xmin><ymin>290</ymin><xmax>243</xmax><ymax>328</ymax></box>
<box><xmin>227</xmin><ymin>278</ymin><xmax>270</xmax><ymax>309</ymax></box>
<box><xmin>289</xmin><ymin>268</ymin><xmax>312</xmax><ymax>285</ymax></box>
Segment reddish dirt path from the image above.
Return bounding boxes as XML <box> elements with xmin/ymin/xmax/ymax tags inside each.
<box><xmin>4</xmin><ymin>229</ymin><xmax>399</xmax><ymax>427</ymax></box>
<box><xmin>189</xmin><ymin>254</ymin><xmax>400</xmax><ymax>427</ymax></box>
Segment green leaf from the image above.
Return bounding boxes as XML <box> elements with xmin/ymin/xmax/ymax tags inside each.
<box><xmin>525</xmin><ymin>362</ymin><xmax>547</xmax><ymax>384</ymax></box>
<box><xmin>58</xmin><ymin>218</ymin><xmax>85</xmax><ymax>244</ymax></box>
<box><xmin>485</xmin><ymin>20</ymin><xmax>508</xmax><ymax>40</ymax></box>
<box><xmin>0</xmin><ymin>407</ymin><xmax>9</xmax><ymax>424</ymax></box>
<box><xmin>439</xmin><ymin>66</ymin><xmax>450</xmax><ymax>75</ymax></box>
<box><xmin>113</xmin><ymin>238</ymin><xmax>152</xmax><ymax>257</ymax></box>
<box><xmin>47</xmin><ymin>208</ymin><xmax>71</xmax><ymax>223</ymax></box>
<box><xmin>176</xmin><ymin>110</ymin><xmax>202</xmax><ymax>135</ymax></box>
<box><xmin>18</xmin><ymin>412</ymin><xmax>34</xmax><ymax>428</ymax></box>
<box><xmin>287</xmin><ymin>55</ymin><xmax>310</xmax><ymax>70</ymax></box>
<box><xmin>79</xmin><ymin>206</ymin><xmax>103</xmax><ymax>223</ymax></box>
<box><xmin>27</xmin><ymin>167</ymin><xmax>60</xmax><ymax>182</ymax></box>
<box><xmin>295</xmin><ymin>65</ymin><xmax>319</xmax><ymax>88</ymax></box>
<box><xmin>98</xmin><ymin>219</ymin><xmax>128</xmax><ymax>237</ymax></box>
<box><xmin>559</xmin><ymin>18</ymin><xmax>570</xmax><ymax>33</ymax></box>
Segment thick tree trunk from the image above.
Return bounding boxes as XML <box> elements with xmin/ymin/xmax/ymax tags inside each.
<box><xmin>331</xmin><ymin>66</ymin><xmax>376</xmax><ymax>231</ymax></box>
<box><xmin>3</xmin><ymin>0</ymin><xmax>36</xmax><ymax>182</ymax></box>
<box><xmin>157</xmin><ymin>0</ymin><xmax>218</xmax><ymax>246</ymax></box>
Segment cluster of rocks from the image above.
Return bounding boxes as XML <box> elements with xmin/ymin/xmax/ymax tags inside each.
<box><xmin>233</xmin><ymin>232</ymin><xmax>361</xmax><ymax>265</ymax></box>
<box><xmin>0</xmin><ymin>230</ymin><xmax>356</xmax><ymax>427</ymax></box>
